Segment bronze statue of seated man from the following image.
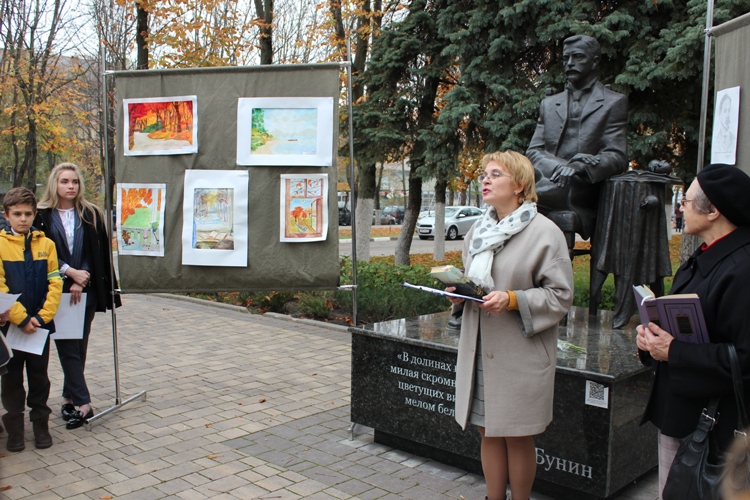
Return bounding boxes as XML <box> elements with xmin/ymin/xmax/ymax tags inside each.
<box><xmin>526</xmin><ymin>35</ymin><xmax>628</xmax><ymax>241</ymax></box>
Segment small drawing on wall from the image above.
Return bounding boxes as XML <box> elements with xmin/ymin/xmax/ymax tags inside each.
<box><xmin>280</xmin><ymin>174</ymin><xmax>328</xmax><ymax>242</ymax></box>
<box><xmin>192</xmin><ymin>188</ymin><xmax>234</xmax><ymax>250</ymax></box>
<box><xmin>711</xmin><ymin>86</ymin><xmax>740</xmax><ymax>165</ymax></box>
<box><xmin>237</xmin><ymin>97</ymin><xmax>333</xmax><ymax>166</ymax></box>
<box><xmin>117</xmin><ymin>183</ymin><xmax>166</xmax><ymax>257</ymax></box>
<box><xmin>182</xmin><ymin>170</ymin><xmax>248</xmax><ymax>267</ymax></box>
<box><xmin>123</xmin><ymin>96</ymin><xmax>198</xmax><ymax>156</ymax></box>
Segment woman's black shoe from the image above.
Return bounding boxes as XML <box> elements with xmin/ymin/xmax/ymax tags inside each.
<box><xmin>66</xmin><ymin>408</ymin><xmax>94</xmax><ymax>430</ymax></box>
<box><xmin>61</xmin><ymin>403</ymin><xmax>76</xmax><ymax>421</ymax></box>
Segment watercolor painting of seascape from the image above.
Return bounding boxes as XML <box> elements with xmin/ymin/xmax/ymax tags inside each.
<box><xmin>117</xmin><ymin>183</ymin><xmax>167</xmax><ymax>256</ymax></box>
<box><xmin>123</xmin><ymin>96</ymin><xmax>198</xmax><ymax>156</ymax></box>
<box><xmin>237</xmin><ymin>97</ymin><xmax>333</xmax><ymax>166</ymax></box>
<box><xmin>280</xmin><ymin>174</ymin><xmax>328</xmax><ymax>242</ymax></box>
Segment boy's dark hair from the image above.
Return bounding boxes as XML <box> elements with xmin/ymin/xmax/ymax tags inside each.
<box><xmin>3</xmin><ymin>187</ymin><xmax>38</xmax><ymax>213</ymax></box>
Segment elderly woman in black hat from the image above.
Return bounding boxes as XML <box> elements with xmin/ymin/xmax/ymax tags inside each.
<box><xmin>637</xmin><ymin>163</ymin><xmax>750</xmax><ymax>498</ymax></box>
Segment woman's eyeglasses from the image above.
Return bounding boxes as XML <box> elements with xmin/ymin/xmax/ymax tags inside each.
<box><xmin>479</xmin><ymin>171</ymin><xmax>510</xmax><ymax>182</ymax></box>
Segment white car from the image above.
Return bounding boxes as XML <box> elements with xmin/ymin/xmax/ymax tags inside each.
<box><xmin>415</xmin><ymin>206</ymin><xmax>484</xmax><ymax>240</ymax></box>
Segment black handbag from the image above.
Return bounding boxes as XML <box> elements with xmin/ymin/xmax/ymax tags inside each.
<box><xmin>662</xmin><ymin>344</ymin><xmax>749</xmax><ymax>500</ymax></box>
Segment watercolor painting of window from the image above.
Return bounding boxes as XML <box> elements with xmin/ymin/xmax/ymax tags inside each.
<box><xmin>123</xmin><ymin>96</ymin><xmax>198</xmax><ymax>156</ymax></box>
<box><xmin>116</xmin><ymin>183</ymin><xmax>167</xmax><ymax>257</ymax></box>
<box><xmin>280</xmin><ymin>174</ymin><xmax>328</xmax><ymax>242</ymax></box>
<box><xmin>237</xmin><ymin>97</ymin><xmax>333</xmax><ymax>166</ymax></box>
<box><xmin>182</xmin><ymin>170</ymin><xmax>248</xmax><ymax>267</ymax></box>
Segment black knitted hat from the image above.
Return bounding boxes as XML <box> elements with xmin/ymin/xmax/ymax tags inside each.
<box><xmin>696</xmin><ymin>163</ymin><xmax>750</xmax><ymax>227</ymax></box>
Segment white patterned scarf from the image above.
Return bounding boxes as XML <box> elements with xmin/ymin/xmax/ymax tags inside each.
<box><xmin>466</xmin><ymin>201</ymin><xmax>537</xmax><ymax>291</ymax></box>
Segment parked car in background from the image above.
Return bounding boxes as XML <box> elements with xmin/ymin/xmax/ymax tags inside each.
<box><xmin>373</xmin><ymin>209</ymin><xmax>391</xmax><ymax>225</ymax></box>
<box><xmin>382</xmin><ymin>206</ymin><xmax>405</xmax><ymax>224</ymax></box>
<box><xmin>418</xmin><ymin>209</ymin><xmax>435</xmax><ymax>220</ymax></box>
<box><xmin>415</xmin><ymin>206</ymin><xmax>484</xmax><ymax>240</ymax></box>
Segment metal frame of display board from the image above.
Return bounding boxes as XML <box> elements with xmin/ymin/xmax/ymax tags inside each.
<box><xmin>85</xmin><ymin>43</ymin><xmax>147</xmax><ymax>430</ymax></box>
<box><xmin>88</xmin><ymin>44</ymin><xmax>361</xmax><ymax>429</ymax></box>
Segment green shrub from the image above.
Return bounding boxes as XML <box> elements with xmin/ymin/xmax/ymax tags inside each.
<box><xmin>573</xmin><ymin>279</ymin><xmax>616</xmax><ymax>311</ymax></box>
<box><xmin>335</xmin><ymin>256</ymin><xmax>450</xmax><ymax>323</ymax></box>
<box><xmin>258</xmin><ymin>291</ymin><xmax>295</xmax><ymax>313</ymax></box>
<box><xmin>297</xmin><ymin>292</ymin><xmax>332</xmax><ymax>319</ymax></box>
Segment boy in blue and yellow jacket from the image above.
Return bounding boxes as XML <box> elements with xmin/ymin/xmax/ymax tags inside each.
<box><xmin>0</xmin><ymin>187</ymin><xmax>62</xmax><ymax>452</ymax></box>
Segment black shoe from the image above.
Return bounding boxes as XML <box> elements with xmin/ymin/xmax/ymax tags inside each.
<box><xmin>33</xmin><ymin>421</ymin><xmax>53</xmax><ymax>449</ymax></box>
<box><xmin>61</xmin><ymin>403</ymin><xmax>76</xmax><ymax>421</ymax></box>
<box><xmin>66</xmin><ymin>408</ymin><xmax>94</xmax><ymax>430</ymax></box>
<box><xmin>6</xmin><ymin>432</ymin><xmax>24</xmax><ymax>452</ymax></box>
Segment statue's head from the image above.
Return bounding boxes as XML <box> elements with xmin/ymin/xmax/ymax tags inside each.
<box><xmin>563</xmin><ymin>35</ymin><xmax>601</xmax><ymax>88</ymax></box>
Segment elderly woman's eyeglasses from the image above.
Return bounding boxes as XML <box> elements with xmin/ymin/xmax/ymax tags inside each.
<box><xmin>479</xmin><ymin>171</ymin><xmax>510</xmax><ymax>182</ymax></box>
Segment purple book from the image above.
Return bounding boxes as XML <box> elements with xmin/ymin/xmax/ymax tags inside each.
<box><xmin>632</xmin><ymin>285</ymin><xmax>709</xmax><ymax>344</ymax></box>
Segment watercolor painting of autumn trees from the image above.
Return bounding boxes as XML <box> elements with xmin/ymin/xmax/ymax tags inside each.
<box><xmin>280</xmin><ymin>175</ymin><xmax>328</xmax><ymax>242</ymax></box>
<box><xmin>117</xmin><ymin>184</ymin><xmax>167</xmax><ymax>256</ymax></box>
<box><xmin>124</xmin><ymin>96</ymin><xmax>198</xmax><ymax>156</ymax></box>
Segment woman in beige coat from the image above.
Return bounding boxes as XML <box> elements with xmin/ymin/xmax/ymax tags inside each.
<box><xmin>447</xmin><ymin>151</ymin><xmax>573</xmax><ymax>500</ymax></box>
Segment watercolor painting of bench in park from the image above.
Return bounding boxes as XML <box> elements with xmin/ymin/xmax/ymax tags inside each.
<box><xmin>191</xmin><ymin>188</ymin><xmax>234</xmax><ymax>250</ymax></box>
<box><xmin>123</xmin><ymin>96</ymin><xmax>198</xmax><ymax>156</ymax></box>
<box><xmin>117</xmin><ymin>183</ymin><xmax>167</xmax><ymax>257</ymax></box>
<box><xmin>236</xmin><ymin>97</ymin><xmax>333</xmax><ymax>166</ymax></box>
<box><xmin>280</xmin><ymin>174</ymin><xmax>328</xmax><ymax>242</ymax></box>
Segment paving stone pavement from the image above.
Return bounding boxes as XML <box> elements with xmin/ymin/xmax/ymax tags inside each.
<box><xmin>0</xmin><ymin>294</ymin><xmax>658</xmax><ymax>499</ymax></box>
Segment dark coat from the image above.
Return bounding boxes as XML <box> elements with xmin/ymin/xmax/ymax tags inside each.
<box><xmin>640</xmin><ymin>226</ymin><xmax>750</xmax><ymax>452</ymax></box>
<box><xmin>35</xmin><ymin>208</ymin><xmax>121</xmax><ymax>312</ymax></box>
<box><xmin>526</xmin><ymin>80</ymin><xmax>628</xmax><ymax>239</ymax></box>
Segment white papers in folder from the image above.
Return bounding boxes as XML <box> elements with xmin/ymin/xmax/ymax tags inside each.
<box><xmin>5</xmin><ymin>324</ymin><xmax>49</xmax><ymax>355</ymax></box>
<box><xmin>401</xmin><ymin>282</ymin><xmax>486</xmax><ymax>303</ymax></box>
<box><xmin>0</xmin><ymin>293</ymin><xmax>21</xmax><ymax>314</ymax></box>
<box><xmin>50</xmin><ymin>293</ymin><xmax>86</xmax><ymax>340</ymax></box>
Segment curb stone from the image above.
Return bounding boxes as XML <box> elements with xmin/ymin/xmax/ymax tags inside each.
<box><xmin>339</xmin><ymin>236</ymin><xmax>409</xmax><ymax>243</ymax></box>
<box><xmin>264</xmin><ymin>312</ymin><xmax>351</xmax><ymax>332</ymax></box>
<box><xmin>152</xmin><ymin>292</ymin><xmax>350</xmax><ymax>332</ymax></box>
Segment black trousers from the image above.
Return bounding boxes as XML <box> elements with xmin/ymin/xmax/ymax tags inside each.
<box><xmin>1</xmin><ymin>336</ymin><xmax>52</xmax><ymax>422</ymax></box>
<box><xmin>55</xmin><ymin>304</ymin><xmax>96</xmax><ymax>406</ymax></box>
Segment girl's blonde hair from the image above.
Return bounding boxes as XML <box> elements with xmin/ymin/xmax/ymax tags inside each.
<box><xmin>37</xmin><ymin>163</ymin><xmax>104</xmax><ymax>230</ymax></box>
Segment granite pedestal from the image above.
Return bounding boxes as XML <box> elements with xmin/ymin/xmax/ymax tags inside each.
<box><xmin>350</xmin><ymin>307</ymin><xmax>657</xmax><ymax>499</ymax></box>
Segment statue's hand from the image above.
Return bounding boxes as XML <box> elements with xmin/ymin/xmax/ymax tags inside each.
<box><xmin>550</xmin><ymin>163</ymin><xmax>581</xmax><ymax>186</ymax></box>
<box><xmin>569</xmin><ymin>153</ymin><xmax>600</xmax><ymax>166</ymax></box>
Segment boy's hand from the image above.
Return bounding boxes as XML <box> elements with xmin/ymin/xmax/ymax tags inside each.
<box><xmin>70</xmin><ymin>283</ymin><xmax>84</xmax><ymax>305</ymax></box>
<box><xmin>0</xmin><ymin>309</ymin><xmax>9</xmax><ymax>327</ymax></box>
<box><xmin>21</xmin><ymin>317</ymin><xmax>40</xmax><ymax>334</ymax></box>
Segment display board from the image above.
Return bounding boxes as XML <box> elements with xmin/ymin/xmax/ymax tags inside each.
<box><xmin>114</xmin><ymin>64</ymin><xmax>341</xmax><ymax>293</ymax></box>
<box><xmin>712</xmin><ymin>12</ymin><xmax>750</xmax><ymax>176</ymax></box>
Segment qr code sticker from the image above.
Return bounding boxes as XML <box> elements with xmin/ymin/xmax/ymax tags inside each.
<box><xmin>585</xmin><ymin>380</ymin><xmax>609</xmax><ymax>409</ymax></box>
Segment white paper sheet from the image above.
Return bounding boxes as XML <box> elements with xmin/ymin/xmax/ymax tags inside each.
<box><xmin>50</xmin><ymin>293</ymin><xmax>86</xmax><ymax>340</ymax></box>
<box><xmin>0</xmin><ymin>293</ymin><xmax>21</xmax><ymax>314</ymax></box>
<box><xmin>5</xmin><ymin>324</ymin><xmax>49</xmax><ymax>355</ymax></box>
<box><xmin>182</xmin><ymin>170</ymin><xmax>249</xmax><ymax>267</ymax></box>
<box><xmin>711</xmin><ymin>86</ymin><xmax>741</xmax><ymax>165</ymax></box>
